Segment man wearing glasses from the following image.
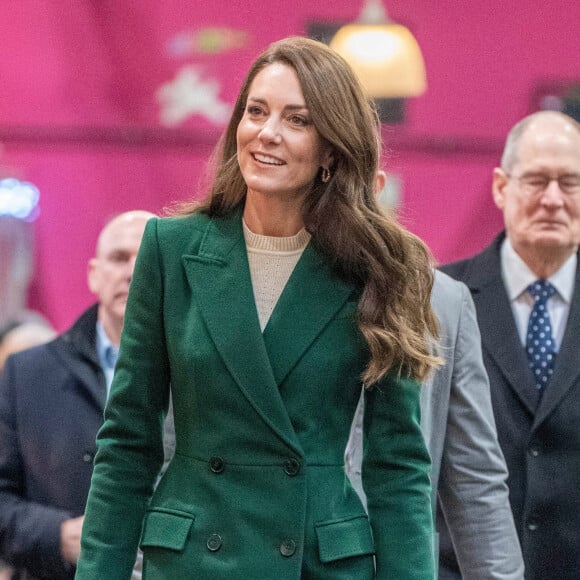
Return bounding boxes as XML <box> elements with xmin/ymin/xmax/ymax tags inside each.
<box><xmin>440</xmin><ymin>111</ymin><xmax>580</xmax><ymax>580</ymax></box>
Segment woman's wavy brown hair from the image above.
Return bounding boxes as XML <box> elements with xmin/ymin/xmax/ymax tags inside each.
<box><xmin>175</xmin><ymin>36</ymin><xmax>440</xmax><ymax>385</ymax></box>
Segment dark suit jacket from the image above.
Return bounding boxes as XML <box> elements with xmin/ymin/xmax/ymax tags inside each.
<box><xmin>440</xmin><ymin>233</ymin><xmax>580</xmax><ymax>580</ymax></box>
<box><xmin>0</xmin><ymin>305</ymin><xmax>105</xmax><ymax>580</ymax></box>
<box><xmin>75</xmin><ymin>211</ymin><xmax>434</xmax><ymax>580</ymax></box>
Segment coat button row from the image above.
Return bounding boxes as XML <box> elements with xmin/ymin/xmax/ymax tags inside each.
<box><xmin>210</xmin><ymin>457</ymin><xmax>301</xmax><ymax>475</ymax></box>
<box><xmin>207</xmin><ymin>534</ymin><xmax>296</xmax><ymax>556</ymax></box>
<box><xmin>283</xmin><ymin>458</ymin><xmax>301</xmax><ymax>476</ymax></box>
<box><xmin>280</xmin><ymin>539</ymin><xmax>296</xmax><ymax>557</ymax></box>
<box><xmin>209</xmin><ymin>456</ymin><xmax>225</xmax><ymax>473</ymax></box>
<box><xmin>207</xmin><ymin>533</ymin><xmax>223</xmax><ymax>551</ymax></box>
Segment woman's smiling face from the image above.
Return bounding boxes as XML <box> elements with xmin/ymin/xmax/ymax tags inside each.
<box><xmin>236</xmin><ymin>63</ymin><xmax>332</xmax><ymax>205</ymax></box>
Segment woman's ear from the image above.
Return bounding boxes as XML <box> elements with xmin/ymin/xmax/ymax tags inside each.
<box><xmin>320</xmin><ymin>144</ymin><xmax>334</xmax><ymax>171</ymax></box>
<box><xmin>375</xmin><ymin>170</ymin><xmax>387</xmax><ymax>195</ymax></box>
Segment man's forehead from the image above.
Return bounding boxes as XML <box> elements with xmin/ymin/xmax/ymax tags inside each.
<box><xmin>517</xmin><ymin>123</ymin><xmax>580</xmax><ymax>165</ymax></box>
<box><xmin>96</xmin><ymin>216</ymin><xmax>149</xmax><ymax>256</ymax></box>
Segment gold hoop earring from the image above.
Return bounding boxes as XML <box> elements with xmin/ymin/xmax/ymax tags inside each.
<box><xmin>321</xmin><ymin>167</ymin><xmax>331</xmax><ymax>183</ymax></box>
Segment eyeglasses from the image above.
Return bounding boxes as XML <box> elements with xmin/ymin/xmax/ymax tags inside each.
<box><xmin>506</xmin><ymin>172</ymin><xmax>580</xmax><ymax>196</ymax></box>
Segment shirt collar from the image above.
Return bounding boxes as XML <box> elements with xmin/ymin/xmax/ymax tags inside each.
<box><xmin>96</xmin><ymin>322</ymin><xmax>119</xmax><ymax>369</ymax></box>
<box><xmin>500</xmin><ymin>237</ymin><xmax>577</xmax><ymax>303</ymax></box>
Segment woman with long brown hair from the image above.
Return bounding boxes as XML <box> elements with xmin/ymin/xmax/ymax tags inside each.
<box><xmin>76</xmin><ymin>36</ymin><xmax>438</xmax><ymax>579</ymax></box>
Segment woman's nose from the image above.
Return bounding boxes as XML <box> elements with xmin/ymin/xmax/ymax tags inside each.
<box><xmin>258</xmin><ymin>118</ymin><xmax>282</xmax><ymax>144</ymax></box>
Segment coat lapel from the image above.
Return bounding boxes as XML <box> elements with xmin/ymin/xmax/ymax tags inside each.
<box><xmin>262</xmin><ymin>242</ymin><xmax>357</xmax><ymax>387</ymax></box>
<box><xmin>464</xmin><ymin>237</ymin><xmax>540</xmax><ymax>415</ymax></box>
<box><xmin>52</xmin><ymin>304</ymin><xmax>107</xmax><ymax>411</ymax></box>
<box><xmin>181</xmin><ymin>214</ymin><xmax>302</xmax><ymax>455</ymax></box>
<box><xmin>474</xmin><ymin>281</ymin><xmax>540</xmax><ymax>414</ymax></box>
<box><xmin>62</xmin><ymin>343</ymin><xmax>106</xmax><ymax>410</ymax></box>
<box><xmin>534</xmin><ymin>260</ymin><xmax>580</xmax><ymax>427</ymax></box>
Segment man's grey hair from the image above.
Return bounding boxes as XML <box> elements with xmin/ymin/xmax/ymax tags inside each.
<box><xmin>500</xmin><ymin>110</ymin><xmax>580</xmax><ymax>173</ymax></box>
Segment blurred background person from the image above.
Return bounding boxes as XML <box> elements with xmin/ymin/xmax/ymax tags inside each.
<box><xmin>0</xmin><ymin>210</ymin><xmax>155</xmax><ymax>580</ymax></box>
<box><xmin>0</xmin><ymin>215</ymin><xmax>40</xmax><ymax>332</ymax></box>
<box><xmin>0</xmin><ymin>321</ymin><xmax>57</xmax><ymax>370</ymax></box>
<box><xmin>0</xmin><ymin>320</ymin><xmax>56</xmax><ymax>580</ymax></box>
<box><xmin>441</xmin><ymin>111</ymin><xmax>580</xmax><ymax>580</ymax></box>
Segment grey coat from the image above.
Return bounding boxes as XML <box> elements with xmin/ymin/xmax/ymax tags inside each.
<box><xmin>345</xmin><ymin>271</ymin><xmax>524</xmax><ymax>579</ymax></box>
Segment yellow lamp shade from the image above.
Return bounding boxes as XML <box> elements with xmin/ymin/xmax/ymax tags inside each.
<box><xmin>330</xmin><ymin>23</ymin><xmax>427</xmax><ymax>98</ymax></box>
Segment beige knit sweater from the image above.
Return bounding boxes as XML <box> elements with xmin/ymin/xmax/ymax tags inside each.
<box><xmin>243</xmin><ymin>220</ymin><xmax>310</xmax><ymax>331</ymax></box>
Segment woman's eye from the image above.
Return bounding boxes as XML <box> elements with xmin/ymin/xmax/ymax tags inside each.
<box><xmin>289</xmin><ymin>115</ymin><xmax>308</xmax><ymax>126</ymax></box>
<box><xmin>247</xmin><ymin>106</ymin><xmax>263</xmax><ymax>116</ymax></box>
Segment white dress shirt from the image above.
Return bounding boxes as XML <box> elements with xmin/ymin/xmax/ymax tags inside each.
<box><xmin>500</xmin><ymin>238</ymin><xmax>576</xmax><ymax>350</ymax></box>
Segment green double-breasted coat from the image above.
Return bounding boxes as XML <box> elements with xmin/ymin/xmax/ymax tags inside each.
<box><xmin>75</xmin><ymin>211</ymin><xmax>434</xmax><ymax>579</ymax></box>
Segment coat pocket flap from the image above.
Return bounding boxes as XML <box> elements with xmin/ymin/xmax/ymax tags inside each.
<box><xmin>140</xmin><ymin>509</ymin><xmax>194</xmax><ymax>551</ymax></box>
<box><xmin>315</xmin><ymin>515</ymin><xmax>375</xmax><ymax>563</ymax></box>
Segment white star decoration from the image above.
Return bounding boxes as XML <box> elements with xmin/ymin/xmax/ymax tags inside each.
<box><xmin>156</xmin><ymin>65</ymin><xmax>231</xmax><ymax>127</ymax></box>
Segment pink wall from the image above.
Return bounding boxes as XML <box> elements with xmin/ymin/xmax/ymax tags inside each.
<box><xmin>1</xmin><ymin>1</ymin><xmax>578</xmax><ymax>331</ymax></box>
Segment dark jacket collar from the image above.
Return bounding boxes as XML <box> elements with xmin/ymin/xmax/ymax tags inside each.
<box><xmin>59</xmin><ymin>303</ymin><xmax>100</xmax><ymax>367</ymax></box>
<box><xmin>51</xmin><ymin>303</ymin><xmax>105</xmax><ymax>410</ymax></box>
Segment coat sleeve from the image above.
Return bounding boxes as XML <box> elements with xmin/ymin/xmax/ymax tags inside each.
<box><xmin>75</xmin><ymin>218</ymin><xmax>170</xmax><ymax>580</ymax></box>
<box><xmin>437</xmin><ymin>283</ymin><xmax>524</xmax><ymax>579</ymax></box>
<box><xmin>362</xmin><ymin>374</ymin><xmax>435</xmax><ymax>579</ymax></box>
<box><xmin>0</xmin><ymin>357</ymin><xmax>73</xmax><ymax>578</ymax></box>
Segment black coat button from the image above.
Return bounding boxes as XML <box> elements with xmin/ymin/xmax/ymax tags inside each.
<box><xmin>207</xmin><ymin>533</ymin><xmax>223</xmax><ymax>552</ymax></box>
<box><xmin>209</xmin><ymin>456</ymin><xmax>225</xmax><ymax>473</ymax></box>
<box><xmin>82</xmin><ymin>452</ymin><xmax>94</xmax><ymax>463</ymax></box>
<box><xmin>280</xmin><ymin>539</ymin><xmax>296</xmax><ymax>557</ymax></box>
<box><xmin>283</xmin><ymin>458</ymin><xmax>300</xmax><ymax>476</ymax></box>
